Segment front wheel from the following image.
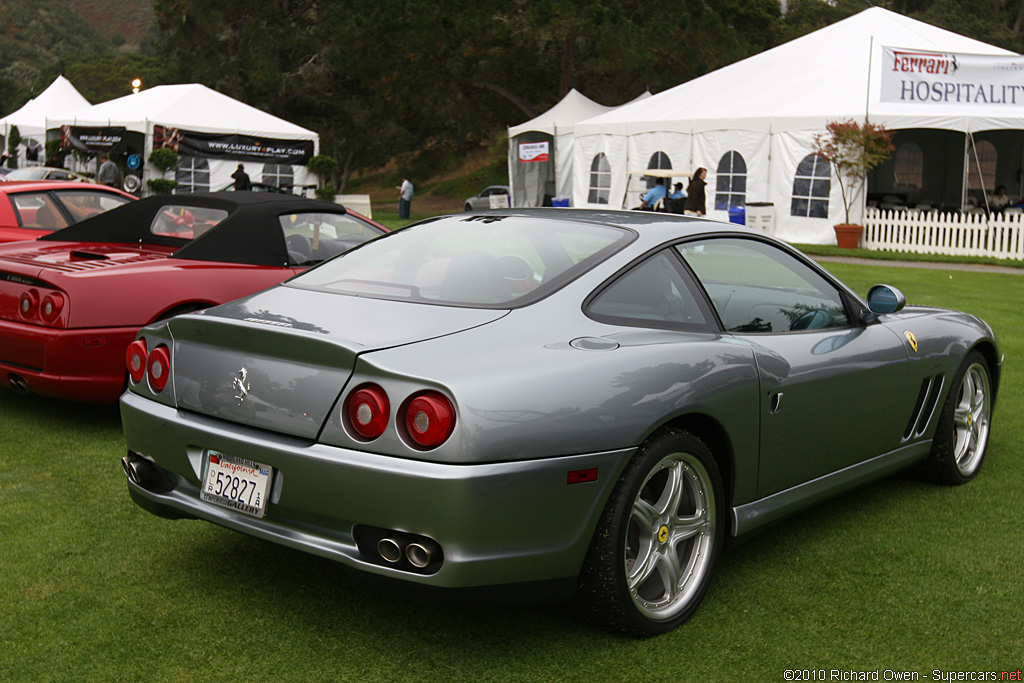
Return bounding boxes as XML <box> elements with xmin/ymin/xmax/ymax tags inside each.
<box><xmin>573</xmin><ymin>428</ymin><xmax>724</xmax><ymax>636</ymax></box>
<box><xmin>917</xmin><ymin>351</ymin><xmax>992</xmax><ymax>485</ymax></box>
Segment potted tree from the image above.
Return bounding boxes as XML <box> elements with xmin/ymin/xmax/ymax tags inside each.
<box><xmin>812</xmin><ymin>120</ymin><xmax>894</xmax><ymax>248</ymax></box>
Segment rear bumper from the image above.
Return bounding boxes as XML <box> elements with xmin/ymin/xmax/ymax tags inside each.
<box><xmin>120</xmin><ymin>391</ymin><xmax>634</xmax><ymax>597</ymax></box>
<box><xmin>0</xmin><ymin>319</ymin><xmax>137</xmax><ymax>402</ymax></box>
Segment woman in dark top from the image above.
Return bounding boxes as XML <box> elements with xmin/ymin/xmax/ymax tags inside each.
<box><xmin>684</xmin><ymin>167</ymin><xmax>707</xmax><ymax>216</ymax></box>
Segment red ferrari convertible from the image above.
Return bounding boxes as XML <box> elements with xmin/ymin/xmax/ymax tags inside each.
<box><xmin>0</xmin><ymin>180</ymin><xmax>136</xmax><ymax>243</ymax></box>
<box><xmin>0</xmin><ymin>192</ymin><xmax>387</xmax><ymax>403</ymax></box>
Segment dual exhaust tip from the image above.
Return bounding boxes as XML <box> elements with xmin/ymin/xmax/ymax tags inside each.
<box><xmin>121</xmin><ymin>453</ymin><xmax>165</xmax><ymax>490</ymax></box>
<box><xmin>377</xmin><ymin>537</ymin><xmax>435</xmax><ymax>569</ymax></box>
<box><xmin>353</xmin><ymin>524</ymin><xmax>443</xmax><ymax>574</ymax></box>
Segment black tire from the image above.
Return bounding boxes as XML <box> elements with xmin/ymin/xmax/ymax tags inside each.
<box><xmin>917</xmin><ymin>351</ymin><xmax>992</xmax><ymax>485</ymax></box>
<box><xmin>572</xmin><ymin>428</ymin><xmax>724</xmax><ymax>636</ymax></box>
<box><xmin>464</xmin><ymin>203</ymin><xmax>473</xmax><ymax>212</ymax></box>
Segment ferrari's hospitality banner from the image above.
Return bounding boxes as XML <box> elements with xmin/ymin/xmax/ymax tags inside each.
<box><xmin>61</xmin><ymin>126</ymin><xmax>129</xmax><ymax>153</ymax></box>
<box><xmin>882</xmin><ymin>46</ymin><xmax>1024</xmax><ymax>107</ymax></box>
<box><xmin>153</xmin><ymin>125</ymin><xmax>314</xmax><ymax>163</ymax></box>
<box><xmin>519</xmin><ymin>141</ymin><xmax>550</xmax><ymax>163</ymax></box>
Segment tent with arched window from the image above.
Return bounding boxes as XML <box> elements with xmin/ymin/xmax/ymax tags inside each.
<box><xmin>562</xmin><ymin>7</ymin><xmax>1021</xmax><ymax>244</ymax></box>
<box><xmin>45</xmin><ymin>84</ymin><xmax>318</xmax><ymax>195</ymax></box>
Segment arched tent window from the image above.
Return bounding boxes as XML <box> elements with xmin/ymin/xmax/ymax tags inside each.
<box><xmin>893</xmin><ymin>142</ymin><xmax>923</xmax><ymax>188</ymax></box>
<box><xmin>175</xmin><ymin>156</ymin><xmax>210</xmax><ymax>193</ymax></box>
<box><xmin>791</xmin><ymin>154</ymin><xmax>830</xmax><ymax>218</ymax></box>
<box><xmin>588</xmin><ymin>153</ymin><xmax>611</xmax><ymax>204</ymax></box>
<box><xmin>715</xmin><ymin>151</ymin><xmax>747</xmax><ymax>210</ymax></box>
<box><xmin>967</xmin><ymin>139</ymin><xmax>996</xmax><ymax>191</ymax></box>
<box><xmin>645</xmin><ymin>151</ymin><xmax>671</xmax><ymax>189</ymax></box>
<box><xmin>262</xmin><ymin>163</ymin><xmax>295</xmax><ymax>191</ymax></box>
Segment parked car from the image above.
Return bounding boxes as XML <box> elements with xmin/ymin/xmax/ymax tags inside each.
<box><xmin>463</xmin><ymin>184</ymin><xmax>510</xmax><ymax>211</ymax></box>
<box><xmin>0</xmin><ymin>192</ymin><xmax>387</xmax><ymax>403</ymax></box>
<box><xmin>218</xmin><ymin>181</ymin><xmax>291</xmax><ymax>194</ymax></box>
<box><xmin>4</xmin><ymin>166</ymin><xmax>93</xmax><ymax>182</ymax></box>
<box><xmin>119</xmin><ymin>209</ymin><xmax>999</xmax><ymax>636</ymax></box>
<box><xmin>0</xmin><ymin>180</ymin><xmax>136</xmax><ymax>243</ymax></box>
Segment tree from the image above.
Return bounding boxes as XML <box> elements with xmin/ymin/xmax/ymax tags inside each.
<box><xmin>6</xmin><ymin>125</ymin><xmax>20</xmax><ymax>169</ymax></box>
<box><xmin>813</xmin><ymin>119</ymin><xmax>895</xmax><ymax>225</ymax></box>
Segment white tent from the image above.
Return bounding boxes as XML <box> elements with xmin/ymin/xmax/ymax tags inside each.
<box><xmin>47</xmin><ymin>83</ymin><xmax>319</xmax><ymax>194</ymax></box>
<box><xmin>565</xmin><ymin>8</ymin><xmax>1019</xmax><ymax>243</ymax></box>
<box><xmin>508</xmin><ymin>89</ymin><xmax>616</xmax><ymax>207</ymax></box>
<box><xmin>0</xmin><ymin>76</ymin><xmax>90</xmax><ymax>167</ymax></box>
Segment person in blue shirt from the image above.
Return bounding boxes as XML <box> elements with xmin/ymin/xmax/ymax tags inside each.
<box><xmin>639</xmin><ymin>177</ymin><xmax>667</xmax><ymax>210</ymax></box>
<box><xmin>668</xmin><ymin>182</ymin><xmax>685</xmax><ymax>199</ymax></box>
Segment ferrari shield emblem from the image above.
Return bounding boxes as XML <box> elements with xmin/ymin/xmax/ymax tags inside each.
<box><xmin>232</xmin><ymin>367</ymin><xmax>251</xmax><ymax>404</ymax></box>
<box><xmin>904</xmin><ymin>331</ymin><xmax>918</xmax><ymax>353</ymax></box>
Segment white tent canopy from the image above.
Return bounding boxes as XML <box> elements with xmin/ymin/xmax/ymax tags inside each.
<box><xmin>47</xmin><ymin>84</ymin><xmax>319</xmax><ymax>194</ymax></box>
<box><xmin>1</xmin><ymin>76</ymin><xmax>90</xmax><ymax>166</ymax></box>
<box><xmin>565</xmin><ymin>8</ymin><xmax>1019</xmax><ymax>243</ymax></box>
<box><xmin>508</xmin><ymin>88</ymin><xmax>616</xmax><ymax>207</ymax></box>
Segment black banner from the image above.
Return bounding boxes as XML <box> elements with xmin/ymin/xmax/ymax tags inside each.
<box><xmin>61</xmin><ymin>126</ymin><xmax>128</xmax><ymax>154</ymax></box>
<box><xmin>153</xmin><ymin>125</ymin><xmax>314</xmax><ymax>164</ymax></box>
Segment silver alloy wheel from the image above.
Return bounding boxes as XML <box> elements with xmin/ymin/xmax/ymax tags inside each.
<box><xmin>625</xmin><ymin>451</ymin><xmax>716</xmax><ymax>621</ymax></box>
<box><xmin>952</xmin><ymin>361</ymin><xmax>991</xmax><ymax>477</ymax></box>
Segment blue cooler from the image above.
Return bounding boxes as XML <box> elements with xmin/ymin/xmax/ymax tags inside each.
<box><xmin>728</xmin><ymin>206</ymin><xmax>745</xmax><ymax>225</ymax></box>
<box><xmin>552</xmin><ymin>197</ymin><xmax>570</xmax><ymax>207</ymax></box>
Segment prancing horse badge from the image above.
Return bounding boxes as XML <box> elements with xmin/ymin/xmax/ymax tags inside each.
<box><xmin>904</xmin><ymin>331</ymin><xmax>918</xmax><ymax>353</ymax></box>
<box><xmin>232</xmin><ymin>367</ymin><xmax>251</xmax><ymax>404</ymax></box>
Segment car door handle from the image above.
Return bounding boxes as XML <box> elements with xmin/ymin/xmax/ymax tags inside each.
<box><xmin>769</xmin><ymin>392</ymin><xmax>784</xmax><ymax>414</ymax></box>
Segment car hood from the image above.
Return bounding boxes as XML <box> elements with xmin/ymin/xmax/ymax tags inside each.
<box><xmin>164</xmin><ymin>285</ymin><xmax>508</xmax><ymax>439</ymax></box>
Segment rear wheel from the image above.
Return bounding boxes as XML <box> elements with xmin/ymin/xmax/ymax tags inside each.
<box><xmin>917</xmin><ymin>351</ymin><xmax>992</xmax><ymax>485</ymax></box>
<box><xmin>573</xmin><ymin>428</ymin><xmax>724</xmax><ymax>636</ymax></box>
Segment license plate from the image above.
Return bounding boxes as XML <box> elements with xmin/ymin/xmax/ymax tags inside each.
<box><xmin>200</xmin><ymin>451</ymin><xmax>273</xmax><ymax>518</ymax></box>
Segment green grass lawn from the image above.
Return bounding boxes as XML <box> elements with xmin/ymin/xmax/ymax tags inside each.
<box><xmin>1</xmin><ymin>263</ymin><xmax>1020</xmax><ymax>681</ymax></box>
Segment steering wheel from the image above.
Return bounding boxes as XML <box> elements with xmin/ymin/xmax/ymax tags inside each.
<box><xmin>790</xmin><ymin>308</ymin><xmax>832</xmax><ymax>330</ymax></box>
<box><xmin>286</xmin><ymin>233</ymin><xmax>313</xmax><ymax>265</ymax></box>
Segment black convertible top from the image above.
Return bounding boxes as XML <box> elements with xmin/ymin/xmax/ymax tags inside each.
<box><xmin>39</xmin><ymin>192</ymin><xmax>353</xmax><ymax>267</ymax></box>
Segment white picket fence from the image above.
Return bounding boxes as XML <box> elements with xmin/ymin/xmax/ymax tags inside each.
<box><xmin>863</xmin><ymin>208</ymin><xmax>1024</xmax><ymax>259</ymax></box>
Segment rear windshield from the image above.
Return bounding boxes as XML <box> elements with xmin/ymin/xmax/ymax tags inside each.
<box><xmin>289</xmin><ymin>214</ymin><xmax>633</xmax><ymax>307</ymax></box>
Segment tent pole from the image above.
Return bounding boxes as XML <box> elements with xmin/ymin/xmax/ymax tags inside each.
<box><xmin>961</xmin><ymin>133</ymin><xmax>970</xmax><ymax>212</ymax></box>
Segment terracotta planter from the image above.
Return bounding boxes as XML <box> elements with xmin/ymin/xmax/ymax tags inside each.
<box><xmin>833</xmin><ymin>223</ymin><xmax>863</xmax><ymax>249</ymax></box>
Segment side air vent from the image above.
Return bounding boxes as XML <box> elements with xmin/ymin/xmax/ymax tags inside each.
<box><xmin>903</xmin><ymin>375</ymin><xmax>945</xmax><ymax>441</ymax></box>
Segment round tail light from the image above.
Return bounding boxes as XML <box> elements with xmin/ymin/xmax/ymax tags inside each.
<box><xmin>19</xmin><ymin>290</ymin><xmax>39</xmax><ymax>319</ymax></box>
<box><xmin>345</xmin><ymin>384</ymin><xmax>390</xmax><ymax>440</ymax></box>
<box><xmin>40</xmin><ymin>293</ymin><xmax>65</xmax><ymax>322</ymax></box>
<box><xmin>404</xmin><ymin>392</ymin><xmax>455</xmax><ymax>449</ymax></box>
<box><xmin>146</xmin><ymin>345</ymin><xmax>171</xmax><ymax>392</ymax></box>
<box><xmin>126</xmin><ymin>340</ymin><xmax>148</xmax><ymax>383</ymax></box>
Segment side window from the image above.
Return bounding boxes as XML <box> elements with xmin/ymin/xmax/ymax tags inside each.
<box><xmin>150</xmin><ymin>205</ymin><xmax>228</xmax><ymax>239</ymax></box>
<box><xmin>893</xmin><ymin>142</ymin><xmax>923</xmax><ymax>188</ymax></box>
<box><xmin>175</xmin><ymin>156</ymin><xmax>211</xmax><ymax>193</ymax></box>
<box><xmin>587</xmin><ymin>250</ymin><xmax>711</xmax><ymax>329</ymax></box>
<box><xmin>967</xmin><ymin>139</ymin><xmax>996</xmax><ymax>192</ymax></box>
<box><xmin>677</xmin><ymin>238</ymin><xmax>849</xmax><ymax>333</ymax></box>
<box><xmin>715</xmin><ymin>151</ymin><xmax>747</xmax><ymax>210</ymax></box>
<box><xmin>645</xmin><ymin>151</ymin><xmax>672</xmax><ymax>190</ymax></box>
<box><xmin>11</xmin><ymin>193</ymin><xmax>70</xmax><ymax>230</ymax></box>
<box><xmin>262</xmin><ymin>163</ymin><xmax>294</xmax><ymax>191</ymax></box>
<box><xmin>588</xmin><ymin>153</ymin><xmax>611</xmax><ymax>205</ymax></box>
<box><xmin>280</xmin><ymin>212</ymin><xmax>383</xmax><ymax>266</ymax></box>
<box><xmin>54</xmin><ymin>191</ymin><xmax>133</xmax><ymax>223</ymax></box>
<box><xmin>791</xmin><ymin>154</ymin><xmax>830</xmax><ymax>218</ymax></box>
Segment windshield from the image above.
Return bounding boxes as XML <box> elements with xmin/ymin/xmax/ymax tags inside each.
<box><xmin>290</xmin><ymin>214</ymin><xmax>633</xmax><ymax>307</ymax></box>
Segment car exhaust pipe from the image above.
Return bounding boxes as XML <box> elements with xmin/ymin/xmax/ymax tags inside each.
<box><xmin>405</xmin><ymin>542</ymin><xmax>432</xmax><ymax>568</ymax></box>
<box><xmin>8</xmin><ymin>374</ymin><xmax>30</xmax><ymax>393</ymax></box>
<box><xmin>377</xmin><ymin>538</ymin><xmax>403</xmax><ymax>563</ymax></box>
<box><xmin>121</xmin><ymin>454</ymin><xmax>163</xmax><ymax>489</ymax></box>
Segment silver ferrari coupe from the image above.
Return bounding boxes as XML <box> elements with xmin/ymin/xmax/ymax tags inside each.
<box><xmin>120</xmin><ymin>209</ymin><xmax>1000</xmax><ymax>636</ymax></box>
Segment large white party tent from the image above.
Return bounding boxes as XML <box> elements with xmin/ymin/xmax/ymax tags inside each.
<box><xmin>47</xmin><ymin>83</ymin><xmax>319</xmax><ymax>192</ymax></box>
<box><xmin>566</xmin><ymin>7</ymin><xmax>1020</xmax><ymax>243</ymax></box>
<box><xmin>0</xmin><ymin>76</ymin><xmax>90</xmax><ymax>166</ymax></box>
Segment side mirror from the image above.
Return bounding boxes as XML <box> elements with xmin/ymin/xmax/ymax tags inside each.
<box><xmin>866</xmin><ymin>284</ymin><xmax>906</xmax><ymax>315</ymax></box>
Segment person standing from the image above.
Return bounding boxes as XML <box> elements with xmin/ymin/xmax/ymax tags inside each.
<box><xmin>684</xmin><ymin>167</ymin><xmax>707</xmax><ymax>216</ymax></box>
<box><xmin>98</xmin><ymin>154</ymin><xmax>121</xmax><ymax>188</ymax></box>
<box><xmin>398</xmin><ymin>175</ymin><xmax>414</xmax><ymax>219</ymax></box>
<box><xmin>231</xmin><ymin>164</ymin><xmax>252</xmax><ymax>191</ymax></box>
